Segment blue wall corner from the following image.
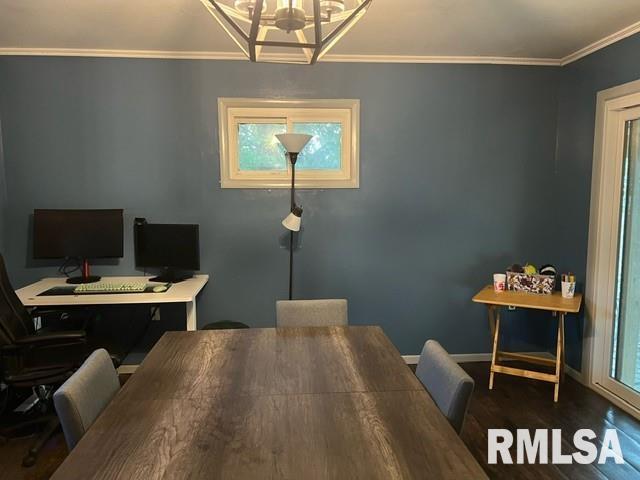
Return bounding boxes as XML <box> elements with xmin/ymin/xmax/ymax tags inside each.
<box><xmin>555</xmin><ymin>32</ymin><xmax>640</xmax><ymax>370</ymax></box>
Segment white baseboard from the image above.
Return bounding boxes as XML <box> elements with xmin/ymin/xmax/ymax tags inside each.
<box><xmin>450</xmin><ymin>353</ymin><xmax>493</xmax><ymax>363</ymax></box>
<box><xmin>117</xmin><ymin>365</ymin><xmax>138</xmax><ymax>375</ymax></box>
<box><xmin>402</xmin><ymin>355</ymin><xmax>420</xmax><ymax>364</ymax></box>
<box><xmin>402</xmin><ymin>353</ymin><xmax>492</xmax><ymax>364</ymax></box>
<box><xmin>527</xmin><ymin>351</ymin><xmax>586</xmax><ymax>384</ymax></box>
<box><xmin>403</xmin><ymin>351</ymin><xmax>586</xmax><ymax>385</ymax></box>
<box><xmin>564</xmin><ymin>364</ymin><xmax>585</xmax><ymax>384</ymax></box>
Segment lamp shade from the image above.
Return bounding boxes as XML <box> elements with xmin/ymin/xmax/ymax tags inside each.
<box><xmin>276</xmin><ymin>133</ymin><xmax>313</xmax><ymax>154</ymax></box>
<box><xmin>282</xmin><ymin>206</ymin><xmax>303</xmax><ymax>232</ymax></box>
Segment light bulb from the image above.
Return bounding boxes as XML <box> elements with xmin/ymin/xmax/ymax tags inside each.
<box><xmin>277</xmin><ymin>0</ymin><xmax>304</xmax><ymax>8</ymax></box>
<box><xmin>234</xmin><ymin>0</ymin><xmax>267</xmax><ymax>14</ymax></box>
<box><xmin>319</xmin><ymin>0</ymin><xmax>345</xmax><ymax>16</ymax></box>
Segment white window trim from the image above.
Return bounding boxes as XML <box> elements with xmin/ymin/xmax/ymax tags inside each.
<box><xmin>217</xmin><ymin>98</ymin><xmax>360</xmax><ymax>189</ymax></box>
<box><xmin>585</xmin><ymin>78</ymin><xmax>640</xmax><ymax>420</ymax></box>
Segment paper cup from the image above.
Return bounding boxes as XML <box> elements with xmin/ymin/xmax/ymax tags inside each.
<box><xmin>561</xmin><ymin>281</ymin><xmax>575</xmax><ymax>299</ymax></box>
<box><xmin>493</xmin><ymin>273</ymin><xmax>506</xmax><ymax>292</ymax></box>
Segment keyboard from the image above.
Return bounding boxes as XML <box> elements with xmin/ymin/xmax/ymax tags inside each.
<box><xmin>73</xmin><ymin>282</ymin><xmax>147</xmax><ymax>294</ymax></box>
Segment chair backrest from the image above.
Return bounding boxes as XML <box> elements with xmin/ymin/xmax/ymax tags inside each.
<box><xmin>53</xmin><ymin>348</ymin><xmax>120</xmax><ymax>450</ymax></box>
<box><xmin>415</xmin><ymin>340</ymin><xmax>475</xmax><ymax>434</ymax></box>
<box><xmin>276</xmin><ymin>299</ymin><xmax>348</xmax><ymax>328</ymax></box>
<box><xmin>0</xmin><ymin>254</ymin><xmax>35</xmax><ymax>342</ymax></box>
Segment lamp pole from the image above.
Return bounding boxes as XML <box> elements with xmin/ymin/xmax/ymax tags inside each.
<box><xmin>276</xmin><ymin>133</ymin><xmax>311</xmax><ymax>301</ymax></box>
<box><xmin>288</xmin><ymin>152</ymin><xmax>298</xmax><ymax>300</ymax></box>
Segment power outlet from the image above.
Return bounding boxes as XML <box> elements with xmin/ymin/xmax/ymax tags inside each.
<box><xmin>152</xmin><ymin>308</ymin><xmax>161</xmax><ymax>321</ymax></box>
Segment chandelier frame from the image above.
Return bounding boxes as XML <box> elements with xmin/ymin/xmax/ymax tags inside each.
<box><xmin>201</xmin><ymin>0</ymin><xmax>373</xmax><ymax>64</ymax></box>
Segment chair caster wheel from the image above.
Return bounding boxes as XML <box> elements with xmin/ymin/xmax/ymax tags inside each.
<box><xmin>22</xmin><ymin>454</ymin><xmax>37</xmax><ymax>467</ymax></box>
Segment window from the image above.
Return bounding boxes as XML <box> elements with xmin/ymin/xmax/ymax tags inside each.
<box><xmin>218</xmin><ymin>98</ymin><xmax>359</xmax><ymax>188</ymax></box>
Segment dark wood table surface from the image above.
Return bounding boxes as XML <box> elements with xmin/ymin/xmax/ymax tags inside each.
<box><xmin>51</xmin><ymin>326</ymin><xmax>487</xmax><ymax>479</ymax></box>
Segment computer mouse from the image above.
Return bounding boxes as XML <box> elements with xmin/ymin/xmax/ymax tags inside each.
<box><xmin>153</xmin><ymin>285</ymin><xmax>168</xmax><ymax>293</ymax></box>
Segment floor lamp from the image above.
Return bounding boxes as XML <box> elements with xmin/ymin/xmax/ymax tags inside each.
<box><xmin>276</xmin><ymin>133</ymin><xmax>312</xmax><ymax>300</ymax></box>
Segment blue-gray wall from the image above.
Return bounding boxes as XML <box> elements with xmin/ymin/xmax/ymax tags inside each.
<box><xmin>0</xmin><ymin>114</ymin><xmax>6</xmax><ymax>254</ymax></box>
<box><xmin>0</xmin><ymin>57</ymin><xmax>561</xmax><ymax>355</ymax></box>
<box><xmin>554</xmin><ymin>32</ymin><xmax>640</xmax><ymax>369</ymax></box>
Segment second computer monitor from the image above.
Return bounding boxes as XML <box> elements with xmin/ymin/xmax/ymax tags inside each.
<box><xmin>134</xmin><ymin>222</ymin><xmax>200</xmax><ymax>283</ymax></box>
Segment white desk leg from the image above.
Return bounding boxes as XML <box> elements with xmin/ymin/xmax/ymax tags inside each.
<box><xmin>186</xmin><ymin>300</ymin><xmax>197</xmax><ymax>331</ymax></box>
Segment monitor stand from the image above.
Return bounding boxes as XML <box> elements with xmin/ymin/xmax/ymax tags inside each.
<box><xmin>149</xmin><ymin>268</ymin><xmax>193</xmax><ymax>284</ymax></box>
<box><xmin>66</xmin><ymin>275</ymin><xmax>101</xmax><ymax>284</ymax></box>
<box><xmin>66</xmin><ymin>259</ymin><xmax>101</xmax><ymax>284</ymax></box>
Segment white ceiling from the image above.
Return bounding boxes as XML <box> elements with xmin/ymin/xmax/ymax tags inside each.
<box><xmin>1</xmin><ymin>0</ymin><xmax>640</xmax><ymax>65</ymax></box>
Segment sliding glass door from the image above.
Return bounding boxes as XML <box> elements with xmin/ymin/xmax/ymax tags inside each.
<box><xmin>609</xmin><ymin>114</ymin><xmax>640</xmax><ymax>404</ymax></box>
<box><xmin>596</xmin><ymin>106</ymin><xmax>640</xmax><ymax>409</ymax></box>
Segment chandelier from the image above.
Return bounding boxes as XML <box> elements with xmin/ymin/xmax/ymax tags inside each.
<box><xmin>200</xmin><ymin>0</ymin><xmax>373</xmax><ymax>64</ymax></box>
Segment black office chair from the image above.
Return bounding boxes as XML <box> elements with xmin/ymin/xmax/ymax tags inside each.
<box><xmin>0</xmin><ymin>254</ymin><xmax>88</xmax><ymax>467</ymax></box>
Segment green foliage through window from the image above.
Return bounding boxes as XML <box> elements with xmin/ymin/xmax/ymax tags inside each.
<box><xmin>294</xmin><ymin>123</ymin><xmax>342</xmax><ymax>170</ymax></box>
<box><xmin>238</xmin><ymin>123</ymin><xmax>287</xmax><ymax>171</ymax></box>
<box><xmin>237</xmin><ymin>122</ymin><xmax>342</xmax><ymax>172</ymax></box>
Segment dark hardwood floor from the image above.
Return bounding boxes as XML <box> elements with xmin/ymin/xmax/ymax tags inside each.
<box><xmin>458</xmin><ymin>362</ymin><xmax>640</xmax><ymax>480</ymax></box>
<box><xmin>2</xmin><ymin>363</ymin><xmax>640</xmax><ymax>479</ymax></box>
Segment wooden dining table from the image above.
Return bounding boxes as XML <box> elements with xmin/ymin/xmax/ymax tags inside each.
<box><xmin>51</xmin><ymin>326</ymin><xmax>487</xmax><ymax>479</ymax></box>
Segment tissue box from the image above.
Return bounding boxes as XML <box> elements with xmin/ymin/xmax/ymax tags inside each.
<box><xmin>506</xmin><ymin>271</ymin><xmax>555</xmax><ymax>295</ymax></box>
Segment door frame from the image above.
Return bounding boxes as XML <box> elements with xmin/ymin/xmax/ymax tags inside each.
<box><xmin>585</xmin><ymin>78</ymin><xmax>640</xmax><ymax>418</ymax></box>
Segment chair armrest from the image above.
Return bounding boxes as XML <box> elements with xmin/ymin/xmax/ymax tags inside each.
<box><xmin>14</xmin><ymin>331</ymin><xmax>86</xmax><ymax>346</ymax></box>
<box><xmin>1</xmin><ymin>331</ymin><xmax>87</xmax><ymax>376</ymax></box>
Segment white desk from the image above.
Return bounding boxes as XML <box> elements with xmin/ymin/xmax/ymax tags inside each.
<box><xmin>16</xmin><ymin>275</ymin><xmax>209</xmax><ymax>332</ymax></box>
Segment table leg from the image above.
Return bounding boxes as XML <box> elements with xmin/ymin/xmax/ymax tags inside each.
<box><xmin>488</xmin><ymin>305</ymin><xmax>496</xmax><ymax>339</ymax></box>
<box><xmin>560</xmin><ymin>313</ymin><xmax>566</xmax><ymax>382</ymax></box>
<box><xmin>489</xmin><ymin>306</ymin><xmax>501</xmax><ymax>390</ymax></box>
<box><xmin>553</xmin><ymin>313</ymin><xmax>565</xmax><ymax>402</ymax></box>
<box><xmin>186</xmin><ymin>300</ymin><xmax>197</xmax><ymax>331</ymax></box>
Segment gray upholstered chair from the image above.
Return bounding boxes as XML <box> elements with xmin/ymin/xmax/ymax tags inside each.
<box><xmin>53</xmin><ymin>348</ymin><xmax>120</xmax><ymax>450</ymax></box>
<box><xmin>276</xmin><ymin>299</ymin><xmax>348</xmax><ymax>328</ymax></box>
<box><xmin>415</xmin><ymin>340</ymin><xmax>474</xmax><ymax>435</ymax></box>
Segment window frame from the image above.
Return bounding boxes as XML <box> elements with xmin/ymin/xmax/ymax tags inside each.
<box><xmin>218</xmin><ymin>98</ymin><xmax>360</xmax><ymax>188</ymax></box>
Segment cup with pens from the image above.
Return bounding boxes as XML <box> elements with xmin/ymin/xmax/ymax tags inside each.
<box><xmin>561</xmin><ymin>273</ymin><xmax>576</xmax><ymax>299</ymax></box>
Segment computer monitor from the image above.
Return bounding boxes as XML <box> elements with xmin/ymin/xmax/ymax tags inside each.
<box><xmin>134</xmin><ymin>220</ymin><xmax>200</xmax><ymax>283</ymax></box>
<box><xmin>33</xmin><ymin>209</ymin><xmax>124</xmax><ymax>284</ymax></box>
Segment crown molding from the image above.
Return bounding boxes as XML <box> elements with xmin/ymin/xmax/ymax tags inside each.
<box><xmin>560</xmin><ymin>20</ymin><xmax>640</xmax><ymax>66</ymax></box>
<box><xmin>318</xmin><ymin>54</ymin><xmax>560</xmax><ymax>66</ymax></box>
<box><xmin>0</xmin><ymin>48</ymin><xmax>247</xmax><ymax>60</ymax></box>
<box><xmin>1</xmin><ymin>18</ymin><xmax>639</xmax><ymax>67</ymax></box>
<box><xmin>0</xmin><ymin>47</ymin><xmax>561</xmax><ymax>66</ymax></box>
